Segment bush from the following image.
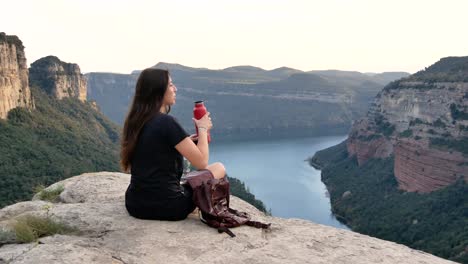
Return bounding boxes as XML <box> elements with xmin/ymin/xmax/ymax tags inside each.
<box><xmin>433</xmin><ymin>118</ymin><xmax>446</xmax><ymax>128</ymax></box>
<box><xmin>409</xmin><ymin>118</ymin><xmax>425</xmax><ymax>126</ymax></box>
<box><xmin>459</xmin><ymin>125</ymin><xmax>468</xmax><ymax>132</ymax></box>
<box><xmin>399</xmin><ymin>129</ymin><xmax>413</xmax><ymax>138</ymax></box>
<box><xmin>430</xmin><ymin>137</ymin><xmax>468</xmax><ymax>155</ymax></box>
<box><xmin>374</xmin><ymin>114</ymin><xmax>395</xmax><ymax>136</ymax></box>
<box><xmin>12</xmin><ymin>215</ymin><xmax>76</xmax><ymax>243</ymax></box>
<box><xmin>34</xmin><ymin>184</ymin><xmax>65</xmax><ymax>202</ymax></box>
<box><xmin>450</xmin><ymin>104</ymin><xmax>468</xmax><ymax>120</ymax></box>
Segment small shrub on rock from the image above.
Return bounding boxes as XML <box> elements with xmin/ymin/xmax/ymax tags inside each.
<box><xmin>12</xmin><ymin>215</ymin><xmax>76</xmax><ymax>243</ymax></box>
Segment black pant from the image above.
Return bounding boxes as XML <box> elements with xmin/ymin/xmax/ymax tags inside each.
<box><xmin>125</xmin><ymin>184</ymin><xmax>196</xmax><ymax>221</ymax></box>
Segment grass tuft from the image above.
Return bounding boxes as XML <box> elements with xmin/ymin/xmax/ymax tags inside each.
<box><xmin>34</xmin><ymin>184</ymin><xmax>65</xmax><ymax>202</ymax></box>
<box><xmin>12</xmin><ymin>215</ymin><xmax>76</xmax><ymax>243</ymax></box>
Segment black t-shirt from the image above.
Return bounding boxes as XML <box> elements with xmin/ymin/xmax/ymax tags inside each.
<box><xmin>126</xmin><ymin>114</ymin><xmax>189</xmax><ymax>208</ymax></box>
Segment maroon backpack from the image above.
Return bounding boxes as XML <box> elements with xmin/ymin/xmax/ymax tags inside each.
<box><xmin>183</xmin><ymin>170</ymin><xmax>270</xmax><ymax>237</ymax></box>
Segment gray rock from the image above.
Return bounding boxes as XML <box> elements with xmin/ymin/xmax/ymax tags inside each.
<box><xmin>0</xmin><ymin>172</ymin><xmax>456</xmax><ymax>264</ymax></box>
<box><xmin>342</xmin><ymin>191</ymin><xmax>352</xmax><ymax>198</ymax></box>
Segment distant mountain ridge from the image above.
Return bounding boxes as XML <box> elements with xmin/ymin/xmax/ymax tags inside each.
<box><xmin>87</xmin><ymin>62</ymin><xmax>409</xmax><ymax>141</ymax></box>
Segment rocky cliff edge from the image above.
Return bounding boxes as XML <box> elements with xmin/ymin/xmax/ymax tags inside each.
<box><xmin>0</xmin><ymin>32</ymin><xmax>34</xmax><ymax>119</ymax></box>
<box><xmin>0</xmin><ymin>172</ymin><xmax>455</xmax><ymax>264</ymax></box>
<box><xmin>29</xmin><ymin>56</ymin><xmax>87</xmax><ymax>101</ymax></box>
<box><xmin>346</xmin><ymin>57</ymin><xmax>468</xmax><ymax>193</ymax></box>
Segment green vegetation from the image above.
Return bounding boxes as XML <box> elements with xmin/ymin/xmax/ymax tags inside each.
<box><xmin>384</xmin><ymin>57</ymin><xmax>468</xmax><ymax>90</ymax></box>
<box><xmin>398</xmin><ymin>129</ymin><xmax>413</xmax><ymax>138</ymax></box>
<box><xmin>430</xmin><ymin>137</ymin><xmax>468</xmax><ymax>155</ymax></box>
<box><xmin>34</xmin><ymin>184</ymin><xmax>65</xmax><ymax>202</ymax></box>
<box><xmin>357</xmin><ymin>134</ymin><xmax>382</xmax><ymax>141</ymax></box>
<box><xmin>0</xmin><ymin>32</ymin><xmax>24</xmax><ymax>48</ymax></box>
<box><xmin>459</xmin><ymin>125</ymin><xmax>468</xmax><ymax>132</ymax></box>
<box><xmin>384</xmin><ymin>79</ymin><xmax>438</xmax><ymax>91</ymax></box>
<box><xmin>313</xmin><ymin>142</ymin><xmax>468</xmax><ymax>263</ymax></box>
<box><xmin>12</xmin><ymin>215</ymin><xmax>76</xmax><ymax>243</ymax></box>
<box><xmin>450</xmin><ymin>103</ymin><xmax>468</xmax><ymax>120</ymax></box>
<box><xmin>409</xmin><ymin>56</ymin><xmax>468</xmax><ymax>82</ymax></box>
<box><xmin>309</xmin><ymin>140</ymin><xmax>348</xmax><ymax>169</ymax></box>
<box><xmin>0</xmin><ymin>86</ymin><xmax>121</xmax><ymax>208</ymax></box>
<box><xmin>228</xmin><ymin>176</ymin><xmax>267</xmax><ymax>213</ymax></box>
<box><xmin>382</xmin><ymin>80</ymin><xmax>402</xmax><ymax>91</ymax></box>
<box><xmin>374</xmin><ymin>114</ymin><xmax>395</xmax><ymax>136</ymax></box>
<box><xmin>433</xmin><ymin>118</ymin><xmax>446</xmax><ymax>128</ymax></box>
<box><xmin>409</xmin><ymin>118</ymin><xmax>425</xmax><ymax>126</ymax></box>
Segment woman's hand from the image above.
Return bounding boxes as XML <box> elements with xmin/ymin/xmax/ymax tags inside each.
<box><xmin>176</xmin><ymin>113</ymin><xmax>212</xmax><ymax>170</ymax></box>
<box><xmin>192</xmin><ymin>112</ymin><xmax>213</xmax><ymax>130</ymax></box>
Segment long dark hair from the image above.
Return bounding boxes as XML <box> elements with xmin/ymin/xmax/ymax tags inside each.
<box><xmin>121</xmin><ymin>68</ymin><xmax>170</xmax><ymax>172</ymax></box>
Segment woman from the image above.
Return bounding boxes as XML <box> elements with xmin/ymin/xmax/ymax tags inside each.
<box><xmin>121</xmin><ymin>68</ymin><xmax>226</xmax><ymax>221</ymax></box>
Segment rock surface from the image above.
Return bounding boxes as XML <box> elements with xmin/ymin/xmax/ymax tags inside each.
<box><xmin>346</xmin><ymin>119</ymin><xmax>393</xmax><ymax>166</ymax></box>
<box><xmin>0</xmin><ymin>32</ymin><xmax>34</xmax><ymax>119</ymax></box>
<box><xmin>346</xmin><ymin>61</ymin><xmax>468</xmax><ymax>192</ymax></box>
<box><xmin>0</xmin><ymin>172</ymin><xmax>455</xmax><ymax>264</ymax></box>
<box><xmin>394</xmin><ymin>138</ymin><xmax>467</xmax><ymax>192</ymax></box>
<box><xmin>29</xmin><ymin>56</ymin><xmax>87</xmax><ymax>101</ymax></box>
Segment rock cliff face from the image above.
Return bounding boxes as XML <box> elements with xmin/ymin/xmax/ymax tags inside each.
<box><xmin>394</xmin><ymin>139</ymin><xmax>466</xmax><ymax>192</ymax></box>
<box><xmin>0</xmin><ymin>172</ymin><xmax>455</xmax><ymax>264</ymax></box>
<box><xmin>347</xmin><ymin>57</ymin><xmax>468</xmax><ymax>193</ymax></box>
<box><xmin>0</xmin><ymin>33</ymin><xmax>34</xmax><ymax>119</ymax></box>
<box><xmin>346</xmin><ymin>118</ymin><xmax>394</xmax><ymax>165</ymax></box>
<box><xmin>29</xmin><ymin>56</ymin><xmax>87</xmax><ymax>101</ymax></box>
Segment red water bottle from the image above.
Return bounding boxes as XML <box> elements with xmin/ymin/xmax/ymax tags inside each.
<box><xmin>193</xmin><ymin>100</ymin><xmax>211</xmax><ymax>143</ymax></box>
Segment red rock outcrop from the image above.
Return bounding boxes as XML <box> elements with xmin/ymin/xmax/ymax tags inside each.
<box><xmin>394</xmin><ymin>139</ymin><xmax>467</xmax><ymax>193</ymax></box>
<box><xmin>346</xmin><ymin>119</ymin><xmax>393</xmax><ymax>166</ymax></box>
<box><xmin>346</xmin><ymin>69</ymin><xmax>468</xmax><ymax>193</ymax></box>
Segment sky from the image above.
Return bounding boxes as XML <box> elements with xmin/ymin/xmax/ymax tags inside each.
<box><xmin>2</xmin><ymin>0</ymin><xmax>468</xmax><ymax>74</ymax></box>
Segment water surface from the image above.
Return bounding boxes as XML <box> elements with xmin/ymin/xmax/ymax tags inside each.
<box><xmin>210</xmin><ymin>136</ymin><xmax>349</xmax><ymax>229</ymax></box>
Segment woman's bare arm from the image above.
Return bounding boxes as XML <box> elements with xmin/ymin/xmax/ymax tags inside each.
<box><xmin>175</xmin><ymin>113</ymin><xmax>212</xmax><ymax>169</ymax></box>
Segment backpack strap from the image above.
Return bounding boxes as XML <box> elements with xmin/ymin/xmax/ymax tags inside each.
<box><xmin>218</xmin><ymin>226</ymin><xmax>236</xmax><ymax>237</ymax></box>
<box><xmin>246</xmin><ymin>220</ymin><xmax>271</xmax><ymax>229</ymax></box>
<box><xmin>217</xmin><ymin>221</ymin><xmax>270</xmax><ymax>238</ymax></box>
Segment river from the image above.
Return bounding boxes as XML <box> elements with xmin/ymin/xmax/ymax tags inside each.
<box><xmin>210</xmin><ymin>135</ymin><xmax>349</xmax><ymax>229</ymax></box>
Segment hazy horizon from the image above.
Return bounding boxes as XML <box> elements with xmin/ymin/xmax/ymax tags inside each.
<box><xmin>2</xmin><ymin>0</ymin><xmax>468</xmax><ymax>74</ymax></box>
<box><xmin>82</xmin><ymin>61</ymin><xmax>413</xmax><ymax>75</ymax></box>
